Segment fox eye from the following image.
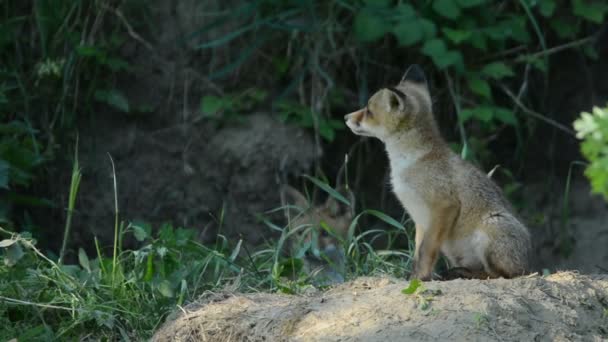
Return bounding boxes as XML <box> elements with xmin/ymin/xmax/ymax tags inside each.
<box><xmin>365</xmin><ymin>108</ymin><xmax>374</xmax><ymax>117</ymax></box>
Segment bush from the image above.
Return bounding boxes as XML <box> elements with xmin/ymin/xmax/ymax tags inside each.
<box><xmin>573</xmin><ymin>105</ymin><xmax>608</xmax><ymax>200</ymax></box>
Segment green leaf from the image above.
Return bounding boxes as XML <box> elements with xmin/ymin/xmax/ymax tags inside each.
<box><xmin>550</xmin><ymin>17</ymin><xmax>580</xmax><ymax>39</ymax></box>
<box><xmin>365</xmin><ymin>209</ymin><xmax>406</xmax><ymax>231</ymax></box>
<box><xmin>481</xmin><ymin>62</ymin><xmax>514</xmax><ymax>79</ymax></box>
<box><xmin>354</xmin><ymin>9</ymin><xmax>391</xmax><ymax>42</ymax></box>
<box><xmin>319</xmin><ymin>122</ymin><xmax>336</xmax><ymax>141</ymax></box>
<box><xmin>396</xmin><ymin>3</ymin><xmax>416</xmax><ymax>18</ymax></box>
<box><xmin>475</xmin><ymin>107</ymin><xmax>494</xmax><ymax>122</ymax></box>
<box><xmin>0</xmin><ymin>159</ymin><xmax>9</xmax><ymax>189</ymax></box>
<box><xmin>460</xmin><ymin>107</ymin><xmax>492</xmax><ymax>123</ymax></box>
<box><xmin>94</xmin><ymin>89</ymin><xmax>130</xmax><ymax>112</ymax></box>
<box><xmin>364</xmin><ymin>0</ymin><xmax>392</xmax><ymax>7</ymax></box>
<box><xmin>4</xmin><ymin>242</ymin><xmax>24</xmax><ymax>267</ymax></box>
<box><xmin>494</xmin><ymin>108</ymin><xmax>517</xmax><ymax>125</ymax></box>
<box><xmin>539</xmin><ymin>0</ymin><xmax>556</xmax><ymax>17</ymax></box>
<box><xmin>402</xmin><ymin>278</ymin><xmax>422</xmax><ymax>295</ymax></box>
<box><xmin>467</xmin><ymin>77</ymin><xmax>491</xmax><ymax>99</ymax></box>
<box><xmin>469</xmin><ymin>31</ymin><xmax>488</xmax><ymax>51</ymax></box>
<box><xmin>456</xmin><ymin>0</ymin><xmax>486</xmax><ymax>7</ymax></box>
<box><xmin>393</xmin><ymin>21</ymin><xmax>423</xmax><ymax>46</ymax></box>
<box><xmin>131</xmin><ymin>223</ymin><xmax>149</xmax><ymax>242</ymax></box>
<box><xmin>200</xmin><ymin>95</ymin><xmax>226</xmax><ymax>114</ymax></box>
<box><xmin>421</xmin><ymin>39</ymin><xmax>447</xmax><ymax>58</ymax></box>
<box><xmin>0</xmin><ymin>239</ymin><xmax>16</xmax><ymax>248</ymax></box>
<box><xmin>436</xmin><ymin>51</ymin><xmax>463</xmax><ymax>70</ymax></box>
<box><xmin>433</xmin><ymin>0</ymin><xmax>461</xmax><ymax>19</ymax></box>
<box><xmin>78</xmin><ymin>248</ymin><xmax>90</xmax><ymax>272</ymax></box>
<box><xmin>442</xmin><ymin>28</ymin><xmax>471</xmax><ymax>44</ymax></box>
<box><xmin>303</xmin><ymin>175</ymin><xmax>351</xmax><ymax>206</ymax></box>
<box><xmin>229</xmin><ymin>239</ymin><xmax>242</xmax><ymax>261</ymax></box>
<box><xmin>278</xmin><ymin>258</ymin><xmax>303</xmax><ymax>277</ymax></box>
<box><xmin>419</xmin><ymin>18</ymin><xmax>438</xmax><ymax>38</ymax></box>
<box><xmin>572</xmin><ymin>0</ymin><xmax>608</xmax><ymax>23</ymax></box>
<box><xmin>157</xmin><ymin>280</ymin><xmax>174</xmax><ymax>298</ymax></box>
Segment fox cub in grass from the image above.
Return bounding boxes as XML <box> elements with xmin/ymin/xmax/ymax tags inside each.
<box><xmin>281</xmin><ymin>185</ymin><xmax>354</xmax><ymax>284</ymax></box>
<box><xmin>345</xmin><ymin>65</ymin><xmax>531</xmax><ymax>281</ymax></box>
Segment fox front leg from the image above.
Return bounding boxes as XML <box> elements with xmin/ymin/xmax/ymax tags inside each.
<box><xmin>409</xmin><ymin>203</ymin><xmax>459</xmax><ymax>281</ymax></box>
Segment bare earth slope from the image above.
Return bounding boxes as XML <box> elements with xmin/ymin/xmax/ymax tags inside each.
<box><xmin>153</xmin><ymin>272</ymin><xmax>608</xmax><ymax>342</ymax></box>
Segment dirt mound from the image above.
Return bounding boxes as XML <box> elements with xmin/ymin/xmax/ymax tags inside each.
<box><xmin>153</xmin><ymin>272</ymin><xmax>608</xmax><ymax>342</ymax></box>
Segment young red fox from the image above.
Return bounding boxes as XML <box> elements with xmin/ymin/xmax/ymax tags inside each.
<box><xmin>281</xmin><ymin>185</ymin><xmax>353</xmax><ymax>284</ymax></box>
<box><xmin>344</xmin><ymin>65</ymin><xmax>531</xmax><ymax>281</ymax></box>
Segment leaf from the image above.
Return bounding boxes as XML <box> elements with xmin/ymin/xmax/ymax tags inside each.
<box><xmin>200</xmin><ymin>95</ymin><xmax>226</xmax><ymax>114</ymax></box>
<box><xmin>456</xmin><ymin>0</ymin><xmax>486</xmax><ymax>7</ymax></box>
<box><xmin>436</xmin><ymin>51</ymin><xmax>463</xmax><ymax>70</ymax></box>
<box><xmin>419</xmin><ymin>18</ymin><xmax>438</xmax><ymax>38</ymax></box>
<box><xmin>481</xmin><ymin>62</ymin><xmax>514</xmax><ymax>79</ymax></box>
<box><xmin>4</xmin><ymin>243</ymin><xmax>24</xmax><ymax>267</ymax></box>
<box><xmin>539</xmin><ymin>0</ymin><xmax>556</xmax><ymax>17</ymax></box>
<box><xmin>442</xmin><ymin>28</ymin><xmax>471</xmax><ymax>44</ymax></box>
<box><xmin>229</xmin><ymin>239</ymin><xmax>242</xmax><ymax>261</ymax></box>
<box><xmin>0</xmin><ymin>239</ymin><xmax>16</xmax><ymax>248</ymax></box>
<box><xmin>0</xmin><ymin>159</ymin><xmax>9</xmax><ymax>189</ymax></box>
<box><xmin>396</xmin><ymin>3</ymin><xmax>416</xmax><ymax>18</ymax></box>
<box><xmin>550</xmin><ymin>17</ymin><xmax>580</xmax><ymax>39</ymax></box>
<box><xmin>318</xmin><ymin>122</ymin><xmax>336</xmax><ymax>141</ymax></box>
<box><xmin>433</xmin><ymin>0</ymin><xmax>461</xmax><ymax>19</ymax></box>
<box><xmin>421</xmin><ymin>39</ymin><xmax>447</xmax><ymax>58</ymax></box>
<box><xmin>572</xmin><ymin>0</ymin><xmax>608</xmax><ymax>23</ymax></box>
<box><xmin>78</xmin><ymin>248</ymin><xmax>90</xmax><ymax>272</ymax></box>
<box><xmin>467</xmin><ymin>77</ymin><xmax>491</xmax><ymax>99</ymax></box>
<box><xmin>478</xmin><ymin>107</ymin><xmax>494</xmax><ymax>122</ymax></box>
<box><xmin>303</xmin><ymin>175</ymin><xmax>350</xmax><ymax>206</ymax></box>
<box><xmin>130</xmin><ymin>223</ymin><xmax>149</xmax><ymax>242</ymax></box>
<box><xmin>94</xmin><ymin>89</ymin><xmax>130</xmax><ymax>112</ymax></box>
<box><xmin>278</xmin><ymin>258</ymin><xmax>303</xmax><ymax>277</ymax></box>
<box><xmin>393</xmin><ymin>21</ymin><xmax>423</xmax><ymax>46</ymax></box>
<box><xmin>364</xmin><ymin>209</ymin><xmax>406</xmax><ymax>231</ymax></box>
<box><xmin>402</xmin><ymin>278</ymin><xmax>422</xmax><ymax>295</ymax></box>
<box><xmin>494</xmin><ymin>108</ymin><xmax>518</xmax><ymax>125</ymax></box>
<box><xmin>353</xmin><ymin>9</ymin><xmax>391</xmax><ymax>42</ymax></box>
<box><xmin>364</xmin><ymin>0</ymin><xmax>392</xmax><ymax>7</ymax></box>
<box><xmin>157</xmin><ymin>280</ymin><xmax>174</xmax><ymax>298</ymax></box>
<box><xmin>460</xmin><ymin>107</ymin><xmax>492</xmax><ymax>123</ymax></box>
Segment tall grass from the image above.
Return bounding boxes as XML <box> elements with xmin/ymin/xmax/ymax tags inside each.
<box><xmin>0</xmin><ymin>167</ymin><xmax>414</xmax><ymax>340</ymax></box>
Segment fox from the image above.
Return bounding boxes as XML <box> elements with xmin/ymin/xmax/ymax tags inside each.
<box><xmin>344</xmin><ymin>65</ymin><xmax>531</xmax><ymax>281</ymax></box>
<box><xmin>281</xmin><ymin>185</ymin><xmax>354</xmax><ymax>284</ymax></box>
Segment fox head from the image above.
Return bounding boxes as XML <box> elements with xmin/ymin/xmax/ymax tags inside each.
<box><xmin>281</xmin><ymin>185</ymin><xmax>354</xmax><ymax>283</ymax></box>
<box><xmin>345</xmin><ymin>65</ymin><xmax>437</xmax><ymax>141</ymax></box>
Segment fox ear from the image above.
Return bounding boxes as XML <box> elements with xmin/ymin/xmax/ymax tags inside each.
<box><xmin>281</xmin><ymin>185</ymin><xmax>309</xmax><ymax>218</ymax></box>
<box><xmin>385</xmin><ymin>87</ymin><xmax>406</xmax><ymax>112</ymax></box>
<box><xmin>400</xmin><ymin>64</ymin><xmax>427</xmax><ymax>85</ymax></box>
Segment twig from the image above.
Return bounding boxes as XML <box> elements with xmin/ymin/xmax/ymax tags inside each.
<box><xmin>104</xmin><ymin>5</ymin><xmax>154</xmax><ymax>51</ymax></box>
<box><xmin>444</xmin><ymin>71</ymin><xmax>469</xmax><ymax>157</ymax></box>
<box><xmin>499</xmin><ymin>84</ymin><xmax>575</xmax><ymax>136</ymax></box>
<box><xmin>0</xmin><ymin>296</ymin><xmax>76</xmax><ymax>312</ymax></box>
<box><xmin>595</xmin><ymin>264</ymin><xmax>608</xmax><ymax>273</ymax></box>
<box><xmin>514</xmin><ymin>36</ymin><xmax>594</xmax><ymax>63</ymax></box>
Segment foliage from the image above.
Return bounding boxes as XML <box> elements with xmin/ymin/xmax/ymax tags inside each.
<box><xmin>192</xmin><ymin>0</ymin><xmax>605</xmax><ymax>161</ymax></box>
<box><xmin>0</xmin><ymin>172</ymin><xmax>414</xmax><ymax>339</ymax></box>
<box><xmin>573</xmin><ymin>105</ymin><xmax>608</xmax><ymax>200</ymax></box>
<box><xmin>0</xmin><ymin>0</ymin><xmax>133</xmax><ymax>227</ymax></box>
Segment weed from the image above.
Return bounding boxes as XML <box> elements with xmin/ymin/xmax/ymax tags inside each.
<box><xmin>402</xmin><ymin>279</ymin><xmax>442</xmax><ymax>311</ymax></box>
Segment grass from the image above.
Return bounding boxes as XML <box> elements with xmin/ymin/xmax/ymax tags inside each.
<box><xmin>0</xmin><ymin>168</ymin><xmax>414</xmax><ymax>340</ymax></box>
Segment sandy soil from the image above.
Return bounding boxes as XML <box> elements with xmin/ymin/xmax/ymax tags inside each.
<box><xmin>153</xmin><ymin>272</ymin><xmax>608</xmax><ymax>342</ymax></box>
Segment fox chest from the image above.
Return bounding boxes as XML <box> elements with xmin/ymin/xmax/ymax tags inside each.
<box><xmin>391</xmin><ymin>180</ymin><xmax>431</xmax><ymax>231</ymax></box>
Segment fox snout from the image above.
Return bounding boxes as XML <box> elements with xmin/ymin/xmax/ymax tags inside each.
<box><xmin>344</xmin><ymin>110</ymin><xmax>364</xmax><ymax>126</ymax></box>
